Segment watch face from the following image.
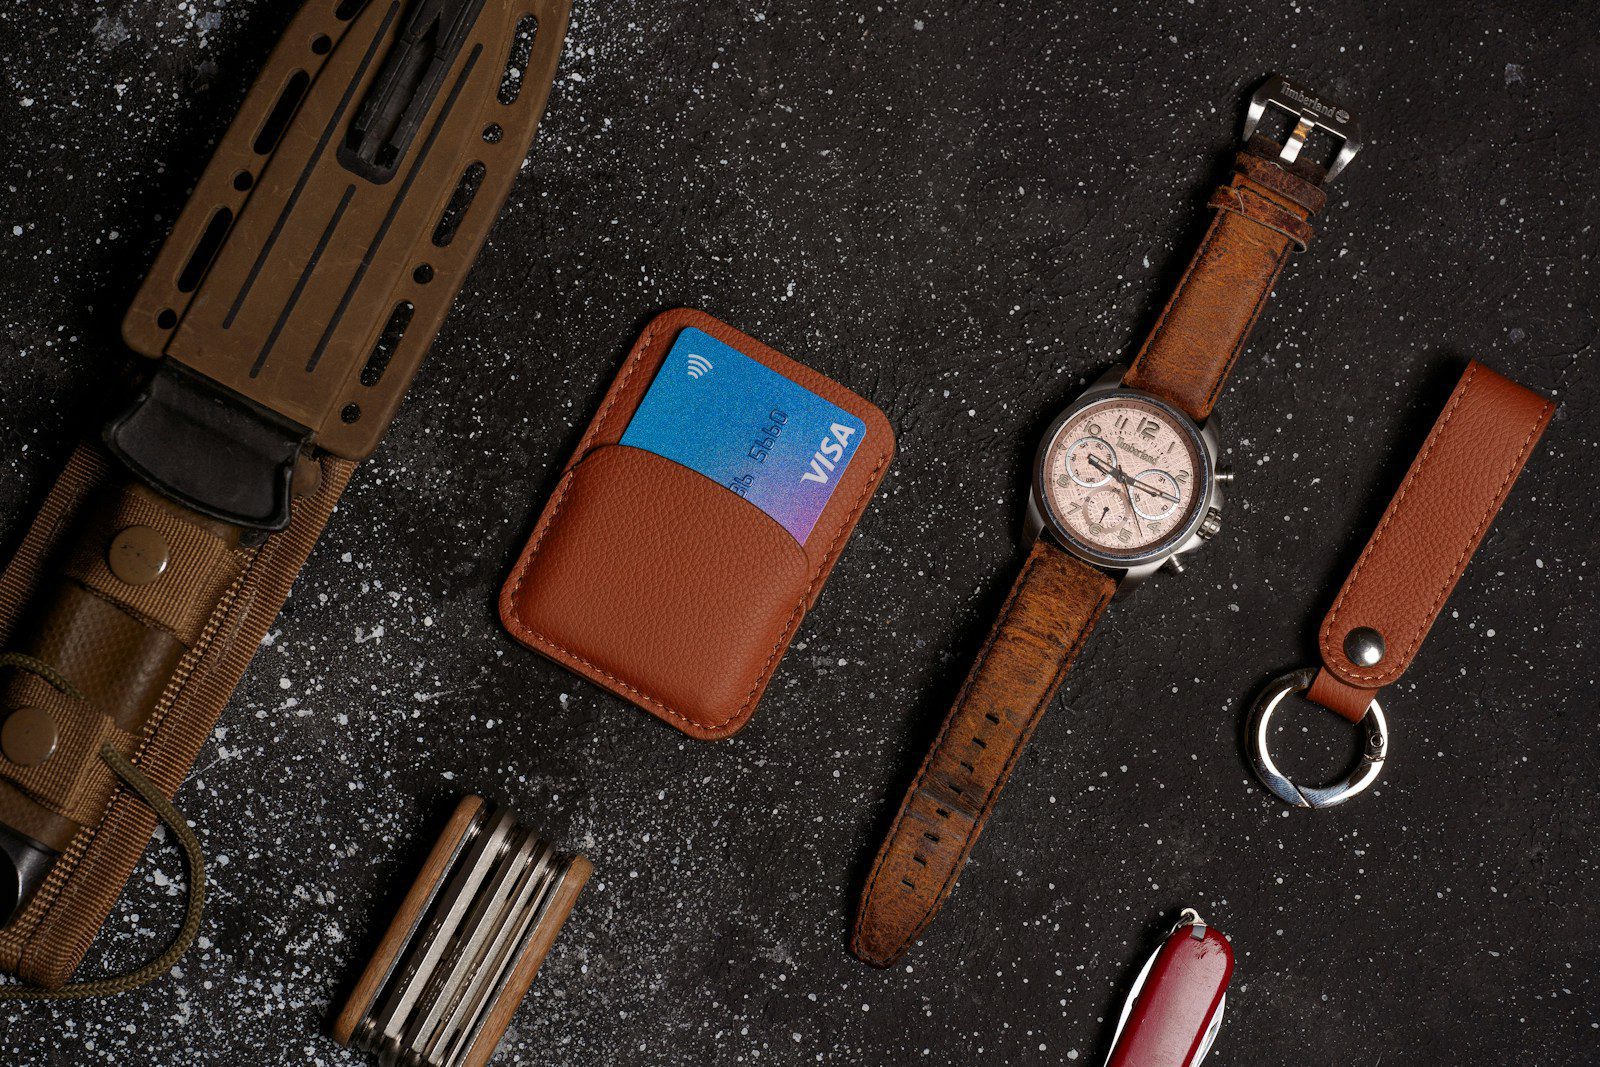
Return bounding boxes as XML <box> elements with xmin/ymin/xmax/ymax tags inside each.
<box><xmin>1037</xmin><ymin>391</ymin><xmax>1209</xmax><ymax>566</ymax></box>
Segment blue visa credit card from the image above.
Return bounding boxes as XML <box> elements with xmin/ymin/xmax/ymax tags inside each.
<box><xmin>618</xmin><ymin>327</ymin><xmax>867</xmax><ymax>544</ymax></box>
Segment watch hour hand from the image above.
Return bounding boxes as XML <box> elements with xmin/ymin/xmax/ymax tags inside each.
<box><xmin>1130</xmin><ymin>478</ymin><xmax>1182</xmax><ymax>504</ymax></box>
<box><xmin>1090</xmin><ymin>455</ymin><xmax>1177</xmax><ymax>498</ymax></box>
<box><xmin>1088</xmin><ymin>453</ymin><xmax>1125</xmax><ymax>482</ymax></box>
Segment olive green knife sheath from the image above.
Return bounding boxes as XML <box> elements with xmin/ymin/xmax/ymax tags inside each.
<box><xmin>0</xmin><ymin>0</ymin><xmax>569</xmax><ymax>988</ymax></box>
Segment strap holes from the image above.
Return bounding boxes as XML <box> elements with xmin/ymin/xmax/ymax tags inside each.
<box><xmin>933</xmin><ymin>808</ymin><xmax>949</xmax><ymax>820</ymax></box>
<box><xmin>911</xmin><ymin>855</ymin><xmax>927</xmax><ymax>866</ymax></box>
<box><xmin>498</xmin><ymin>16</ymin><xmax>539</xmax><ymax>105</ymax></box>
<box><xmin>340</xmin><ymin>403</ymin><xmax>362</xmax><ymax>424</ymax></box>
<box><xmin>253</xmin><ymin>70</ymin><xmax>309</xmax><ymax>155</ymax></box>
<box><xmin>984</xmin><ymin>713</ymin><xmax>1000</xmax><ymax>725</ymax></box>
<box><xmin>971</xmin><ymin>736</ymin><xmax>988</xmax><ymax>748</ymax></box>
<box><xmin>156</xmin><ymin>308</ymin><xmax>177</xmax><ymax>330</ymax></box>
<box><xmin>959</xmin><ymin>761</ymin><xmax>975</xmax><ymax>772</ymax></box>
<box><xmin>176</xmin><ymin>206</ymin><xmax>233</xmax><ymax>293</ymax></box>
<box><xmin>232</xmin><ymin>170</ymin><xmax>254</xmax><ymax>192</ymax></box>
<box><xmin>361</xmin><ymin>300</ymin><xmax>414</xmax><ymax>386</ymax></box>
<box><xmin>334</xmin><ymin>0</ymin><xmax>370</xmax><ymax>20</ymax></box>
<box><xmin>901</xmin><ymin>879</ymin><xmax>916</xmax><ymax>890</ymax></box>
<box><xmin>948</xmin><ymin>784</ymin><xmax>963</xmax><ymax>796</ymax></box>
<box><xmin>923</xmin><ymin>831</ymin><xmax>941</xmax><ymax>843</ymax></box>
<box><xmin>433</xmin><ymin>162</ymin><xmax>485</xmax><ymax>247</ymax></box>
<box><xmin>311</xmin><ymin>34</ymin><xmax>333</xmax><ymax>55</ymax></box>
<box><xmin>482</xmin><ymin>123</ymin><xmax>503</xmax><ymax>144</ymax></box>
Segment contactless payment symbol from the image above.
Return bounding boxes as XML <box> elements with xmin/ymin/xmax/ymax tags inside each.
<box><xmin>620</xmin><ymin>327</ymin><xmax>866</xmax><ymax>544</ymax></box>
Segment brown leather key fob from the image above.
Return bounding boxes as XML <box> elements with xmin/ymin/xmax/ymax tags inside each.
<box><xmin>1246</xmin><ymin>361</ymin><xmax>1554</xmax><ymax>807</ymax></box>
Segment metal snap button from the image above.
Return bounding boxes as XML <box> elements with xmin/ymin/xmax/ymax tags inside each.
<box><xmin>2</xmin><ymin>707</ymin><xmax>60</xmax><ymax>767</ymax></box>
<box><xmin>107</xmin><ymin>525</ymin><xmax>171</xmax><ymax>586</ymax></box>
<box><xmin>1343</xmin><ymin>626</ymin><xmax>1386</xmax><ymax>668</ymax></box>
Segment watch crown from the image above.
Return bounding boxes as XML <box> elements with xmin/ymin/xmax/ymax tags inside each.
<box><xmin>1198</xmin><ymin>506</ymin><xmax>1224</xmax><ymax>541</ymax></box>
<box><xmin>1163</xmin><ymin>555</ymin><xmax>1186</xmax><ymax>575</ymax></box>
<box><xmin>1213</xmin><ymin>468</ymin><xmax>1235</xmax><ymax>484</ymax></box>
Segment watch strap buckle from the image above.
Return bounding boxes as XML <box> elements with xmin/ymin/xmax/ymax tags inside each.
<box><xmin>1243</xmin><ymin>74</ymin><xmax>1362</xmax><ymax>182</ymax></box>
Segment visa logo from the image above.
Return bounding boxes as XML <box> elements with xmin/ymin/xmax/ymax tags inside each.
<box><xmin>801</xmin><ymin>423</ymin><xmax>857</xmax><ymax>484</ymax></box>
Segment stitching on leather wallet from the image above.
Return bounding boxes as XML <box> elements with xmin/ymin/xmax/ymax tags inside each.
<box><xmin>505</xmin><ymin>447</ymin><xmax>887</xmax><ymax>735</ymax></box>
<box><xmin>589</xmin><ymin>322</ymin><xmax>660</xmax><ymax>446</ymax></box>
<box><xmin>504</xmin><ymin>316</ymin><xmax>891</xmax><ymax>736</ymax></box>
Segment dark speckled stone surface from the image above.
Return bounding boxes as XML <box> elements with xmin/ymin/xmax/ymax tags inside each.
<box><xmin>1</xmin><ymin>1</ymin><xmax>1596</xmax><ymax>1064</ymax></box>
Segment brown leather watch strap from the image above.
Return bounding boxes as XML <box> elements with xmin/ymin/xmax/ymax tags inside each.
<box><xmin>1121</xmin><ymin>135</ymin><xmax>1329</xmax><ymax>422</ymax></box>
<box><xmin>851</xmin><ymin>539</ymin><xmax>1115</xmax><ymax>968</ymax></box>
<box><xmin>1307</xmin><ymin>361</ymin><xmax>1554</xmax><ymax>722</ymax></box>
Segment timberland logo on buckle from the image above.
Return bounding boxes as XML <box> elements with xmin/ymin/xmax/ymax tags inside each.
<box><xmin>1244</xmin><ymin>74</ymin><xmax>1362</xmax><ymax>182</ymax></box>
<box><xmin>1278</xmin><ymin>81</ymin><xmax>1349</xmax><ymax>125</ymax></box>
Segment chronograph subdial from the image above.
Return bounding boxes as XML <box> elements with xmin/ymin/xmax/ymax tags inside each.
<box><xmin>1128</xmin><ymin>469</ymin><xmax>1182</xmax><ymax>522</ymax></box>
<box><xmin>1064</xmin><ymin>436</ymin><xmax>1117</xmax><ymax>488</ymax></box>
<box><xmin>1080</xmin><ymin>488</ymin><xmax>1129</xmax><ymax>536</ymax></box>
<box><xmin>1035</xmin><ymin>389</ymin><xmax>1208</xmax><ymax>563</ymax></box>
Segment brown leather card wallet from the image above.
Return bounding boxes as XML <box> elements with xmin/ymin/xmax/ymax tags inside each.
<box><xmin>498</xmin><ymin>309</ymin><xmax>895</xmax><ymax>740</ymax></box>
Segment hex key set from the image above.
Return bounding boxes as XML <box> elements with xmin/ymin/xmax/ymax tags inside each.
<box><xmin>332</xmin><ymin>797</ymin><xmax>590</xmax><ymax>1067</ymax></box>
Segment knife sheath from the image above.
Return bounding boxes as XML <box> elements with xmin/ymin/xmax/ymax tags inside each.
<box><xmin>0</xmin><ymin>0</ymin><xmax>569</xmax><ymax>988</ymax></box>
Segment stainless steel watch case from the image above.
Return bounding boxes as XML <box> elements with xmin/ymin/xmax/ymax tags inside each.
<box><xmin>1024</xmin><ymin>364</ymin><xmax>1226</xmax><ymax>598</ymax></box>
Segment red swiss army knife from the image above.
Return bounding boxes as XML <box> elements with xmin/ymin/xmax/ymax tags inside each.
<box><xmin>1104</xmin><ymin>909</ymin><xmax>1233</xmax><ymax>1067</ymax></box>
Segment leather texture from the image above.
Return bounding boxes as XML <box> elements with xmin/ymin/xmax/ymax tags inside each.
<box><xmin>850</xmin><ymin>539</ymin><xmax>1114</xmax><ymax>967</ymax></box>
<box><xmin>1308</xmin><ymin>361</ymin><xmax>1554</xmax><ymax>722</ymax></box>
<box><xmin>1106</xmin><ymin>924</ymin><xmax>1233</xmax><ymax>1067</ymax></box>
<box><xmin>500</xmin><ymin>309</ymin><xmax>895</xmax><ymax>741</ymax></box>
<box><xmin>851</xmin><ymin>132</ymin><xmax>1334</xmax><ymax>969</ymax></box>
<box><xmin>0</xmin><ymin>443</ymin><xmax>355</xmax><ymax>987</ymax></box>
<box><xmin>1122</xmin><ymin>136</ymin><xmax>1328</xmax><ymax>422</ymax></box>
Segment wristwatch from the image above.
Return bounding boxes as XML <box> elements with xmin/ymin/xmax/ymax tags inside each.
<box><xmin>850</xmin><ymin>75</ymin><xmax>1362</xmax><ymax>968</ymax></box>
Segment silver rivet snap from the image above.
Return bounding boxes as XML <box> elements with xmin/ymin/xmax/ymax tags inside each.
<box><xmin>1344</xmin><ymin>626</ymin><xmax>1386</xmax><ymax>668</ymax></box>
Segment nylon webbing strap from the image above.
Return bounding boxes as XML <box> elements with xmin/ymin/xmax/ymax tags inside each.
<box><xmin>0</xmin><ymin>653</ymin><xmax>203</xmax><ymax>1000</ymax></box>
<box><xmin>0</xmin><ymin>672</ymin><xmax>132</xmax><ymax>826</ymax></box>
<box><xmin>61</xmin><ymin>488</ymin><xmax>250</xmax><ymax>644</ymax></box>
<box><xmin>0</xmin><ymin>443</ymin><xmax>357</xmax><ymax>988</ymax></box>
<box><xmin>0</xmin><ymin>746</ymin><xmax>204</xmax><ymax>1001</ymax></box>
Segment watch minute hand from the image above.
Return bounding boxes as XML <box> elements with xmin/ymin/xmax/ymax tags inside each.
<box><xmin>1090</xmin><ymin>454</ymin><xmax>1181</xmax><ymax>504</ymax></box>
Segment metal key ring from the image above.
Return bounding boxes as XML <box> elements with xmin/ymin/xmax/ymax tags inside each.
<box><xmin>1246</xmin><ymin>667</ymin><xmax>1388</xmax><ymax>809</ymax></box>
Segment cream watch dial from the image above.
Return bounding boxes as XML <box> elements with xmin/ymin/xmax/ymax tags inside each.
<box><xmin>1041</xmin><ymin>394</ymin><xmax>1206</xmax><ymax>561</ymax></box>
